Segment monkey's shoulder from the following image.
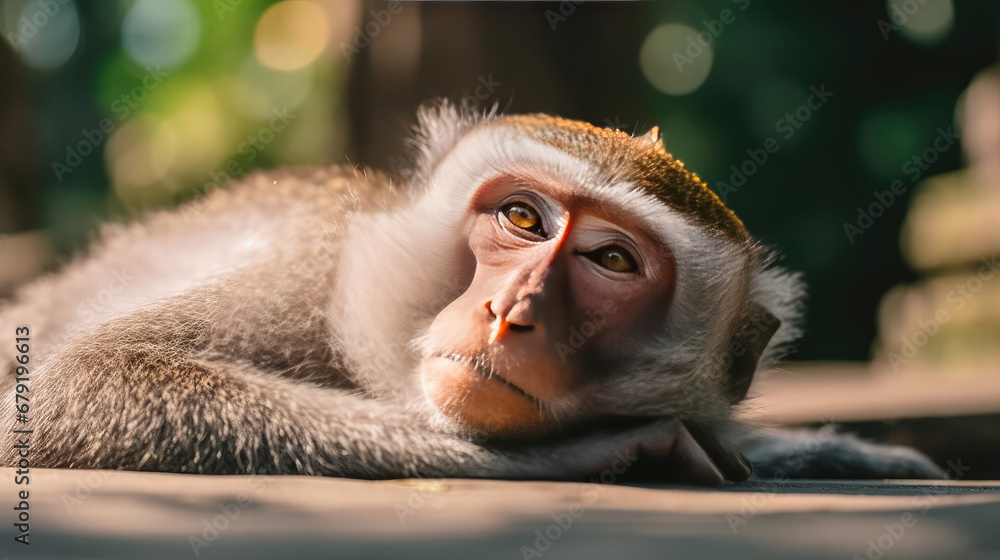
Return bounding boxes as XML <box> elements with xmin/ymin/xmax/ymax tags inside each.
<box><xmin>3</xmin><ymin>165</ymin><xmax>386</xmax><ymax>341</ymax></box>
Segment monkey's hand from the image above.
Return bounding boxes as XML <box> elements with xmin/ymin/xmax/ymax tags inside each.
<box><xmin>489</xmin><ymin>417</ymin><xmax>750</xmax><ymax>486</ymax></box>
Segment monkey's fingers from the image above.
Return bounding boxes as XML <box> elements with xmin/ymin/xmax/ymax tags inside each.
<box><xmin>517</xmin><ymin>419</ymin><xmax>743</xmax><ymax>486</ymax></box>
<box><xmin>600</xmin><ymin>418</ymin><xmax>720</xmax><ymax>486</ymax></box>
<box><xmin>659</xmin><ymin>424</ymin><xmax>726</xmax><ymax>486</ymax></box>
<box><xmin>618</xmin><ymin>419</ymin><xmax>753</xmax><ymax>486</ymax></box>
<box><xmin>684</xmin><ymin>424</ymin><xmax>755</xmax><ymax>483</ymax></box>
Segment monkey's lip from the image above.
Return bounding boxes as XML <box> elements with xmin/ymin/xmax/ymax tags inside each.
<box><xmin>434</xmin><ymin>352</ymin><xmax>540</xmax><ymax>404</ymax></box>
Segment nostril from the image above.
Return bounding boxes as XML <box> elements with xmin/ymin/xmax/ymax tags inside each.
<box><xmin>485</xmin><ymin>301</ymin><xmax>534</xmax><ymax>334</ymax></box>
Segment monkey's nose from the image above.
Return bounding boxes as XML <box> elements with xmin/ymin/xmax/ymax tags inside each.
<box><xmin>485</xmin><ymin>301</ymin><xmax>534</xmax><ymax>344</ymax></box>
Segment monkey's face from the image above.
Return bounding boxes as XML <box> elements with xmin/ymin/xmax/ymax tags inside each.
<box><xmin>418</xmin><ymin>175</ymin><xmax>676</xmax><ymax>438</ymax></box>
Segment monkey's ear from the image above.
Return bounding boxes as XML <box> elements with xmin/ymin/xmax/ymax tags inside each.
<box><xmin>725</xmin><ymin>302</ymin><xmax>781</xmax><ymax>404</ymax></box>
<box><xmin>636</xmin><ymin>126</ymin><xmax>661</xmax><ymax>147</ymax></box>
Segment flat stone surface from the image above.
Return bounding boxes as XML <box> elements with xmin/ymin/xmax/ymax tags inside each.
<box><xmin>2</xmin><ymin>468</ymin><xmax>999</xmax><ymax>559</ymax></box>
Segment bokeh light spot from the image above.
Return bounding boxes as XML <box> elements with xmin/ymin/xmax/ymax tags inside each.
<box><xmin>886</xmin><ymin>0</ymin><xmax>954</xmax><ymax>46</ymax></box>
<box><xmin>3</xmin><ymin>0</ymin><xmax>80</xmax><ymax>70</ymax></box>
<box><xmin>254</xmin><ymin>1</ymin><xmax>331</xmax><ymax>72</ymax></box>
<box><xmin>105</xmin><ymin>115</ymin><xmax>178</xmax><ymax>206</ymax></box>
<box><xmin>166</xmin><ymin>87</ymin><xmax>229</xmax><ymax>180</ymax></box>
<box><xmin>122</xmin><ymin>0</ymin><xmax>201</xmax><ymax>70</ymax></box>
<box><xmin>640</xmin><ymin>24</ymin><xmax>713</xmax><ymax>96</ymax></box>
<box><xmin>231</xmin><ymin>55</ymin><xmax>314</xmax><ymax>119</ymax></box>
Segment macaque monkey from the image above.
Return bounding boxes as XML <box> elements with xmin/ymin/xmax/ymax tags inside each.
<box><xmin>0</xmin><ymin>102</ymin><xmax>942</xmax><ymax>484</ymax></box>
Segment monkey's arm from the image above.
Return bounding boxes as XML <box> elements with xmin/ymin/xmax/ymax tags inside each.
<box><xmin>737</xmin><ymin>427</ymin><xmax>945</xmax><ymax>480</ymax></box>
<box><xmin>0</xmin><ymin>264</ymin><xmax>484</xmax><ymax>477</ymax></box>
<box><xmin>2</xmin><ymin>327</ymin><xmax>684</xmax><ymax>480</ymax></box>
<box><xmin>6</xmin><ymin>336</ymin><xmax>490</xmax><ymax>477</ymax></box>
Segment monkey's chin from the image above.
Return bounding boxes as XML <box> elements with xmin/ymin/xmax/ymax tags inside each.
<box><xmin>420</xmin><ymin>356</ymin><xmax>549</xmax><ymax>439</ymax></box>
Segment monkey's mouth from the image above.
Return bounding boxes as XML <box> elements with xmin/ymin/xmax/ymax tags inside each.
<box><xmin>421</xmin><ymin>351</ymin><xmax>551</xmax><ymax>438</ymax></box>
<box><xmin>436</xmin><ymin>352</ymin><xmax>539</xmax><ymax>404</ymax></box>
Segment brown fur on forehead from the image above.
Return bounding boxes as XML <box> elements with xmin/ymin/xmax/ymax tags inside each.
<box><xmin>493</xmin><ymin>114</ymin><xmax>750</xmax><ymax>244</ymax></box>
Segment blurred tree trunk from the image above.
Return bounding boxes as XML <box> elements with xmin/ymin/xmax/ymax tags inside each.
<box><xmin>0</xmin><ymin>41</ymin><xmax>41</xmax><ymax>234</ymax></box>
<box><xmin>346</xmin><ymin>0</ymin><xmax>656</xmax><ymax>177</ymax></box>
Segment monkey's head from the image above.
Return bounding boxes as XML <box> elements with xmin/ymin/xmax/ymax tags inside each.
<box><xmin>336</xmin><ymin>102</ymin><xmax>803</xmax><ymax>458</ymax></box>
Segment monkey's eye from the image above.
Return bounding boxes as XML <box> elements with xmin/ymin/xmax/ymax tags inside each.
<box><xmin>499</xmin><ymin>202</ymin><xmax>545</xmax><ymax>237</ymax></box>
<box><xmin>584</xmin><ymin>245</ymin><xmax>639</xmax><ymax>274</ymax></box>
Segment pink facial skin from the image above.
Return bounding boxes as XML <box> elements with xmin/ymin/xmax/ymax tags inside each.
<box><xmin>419</xmin><ymin>174</ymin><xmax>677</xmax><ymax>438</ymax></box>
